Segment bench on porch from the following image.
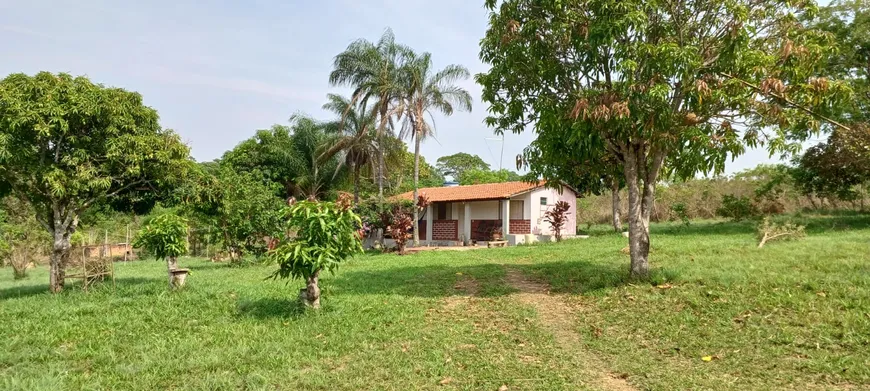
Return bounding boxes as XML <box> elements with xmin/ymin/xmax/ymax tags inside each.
<box><xmin>487</xmin><ymin>240</ymin><xmax>508</xmax><ymax>248</ymax></box>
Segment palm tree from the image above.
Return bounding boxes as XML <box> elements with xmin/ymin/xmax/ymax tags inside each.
<box><xmin>329</xmin><ymin>28</ymin><xmax>410</xmax><ymax>200</ymax></box>
<box><xmin>287</xmin><ymin>115</ymin><xmax>347</xmax><ymax>200</ymax></box>
<box><xmin>320</xmin><ymin>93</ymin><xmax>378</xmax><ymax>203</ymax></box>
<box><xmin>399</xmin><ymin>52</ymin><xmax>473</xmax><ymax>246</ymax></box>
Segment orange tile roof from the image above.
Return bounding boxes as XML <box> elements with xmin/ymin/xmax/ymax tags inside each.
<box><xmin>393</xmin><ymin>181</ymin><xmax>546</xmax><ymax>203</ymax></box>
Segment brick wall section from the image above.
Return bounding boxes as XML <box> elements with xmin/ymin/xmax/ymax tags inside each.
<box><xmin>509</xmin><ymin>219</ymin><xmax>531</xmax><ymax>234</ymax></box>
<box><xmin>432</xmin><ymin>220</ymin><xmax>458</xmax><ymax>240</ymax></box>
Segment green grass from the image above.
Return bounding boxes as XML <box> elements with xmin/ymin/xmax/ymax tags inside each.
<box><xmin>1</xmin><ymin>214</ymin><xmax>869</xmax><ymax>390</ymax></box>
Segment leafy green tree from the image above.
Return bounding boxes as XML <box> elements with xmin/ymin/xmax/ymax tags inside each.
<box><xmin>330</xmin><ymin>29</ymin><xmax>410</xmax><ymax>199</ymax></box>
<box><xmin>478</xmin><ymin>0</ymin><xmax>849</xmax><ymax>278</ymax></box>
<box><xmin>400</xmin><ymin>51</ymin><xmax>473</xmax><ymax>246</ymax></box>
<box><xmin>285</xmin><ymin>115</ymin><xmax>348</xmax><ymax>199</ymax></box>
<box><xmin>813</xmin><ymin>0</ymin><xmax>870</xmax><ymax>125</ymax></box>
<box><xmin>223</xmin><ymin>116</ymin><xmax>347</xmax><ymax>200</ymax></box>
<box><xmin>459</xmin><ymin>168</ymin><xmax>522</xmax><ymax>185</ymax></box>
<box><xmin>794</xmin><ymin>0</ymin><xmax>870</xmax><ymax>204</ymax></box>
<box><xmin>391</xmin><ymin>147</ymin><xmax>444</xmax><ymax>193</ymax></box>
<box><xmin>222</xmin><ymin>125</ymin><xmax>297</xmax><ymax>198</ymax></box>
<box><xmin>792</xmin><ymin>134</ymin><xmax>868</xmax><ymax>204</ymax></box>
<box><xmin>133</xmin><ymin>214</ymin><xmax>189</xmax><ymax>289</ymax></box>
<box><xmin>269</xmin><ymin>194</ymin><xmax>363</xmax><ymax>309</ymax></box>
<box><xmin>320</xmin><ymin>93</ymin><xmax>378</xmax><ymax>203</ymax></box>
<box><xmin>436</xmin><ymin>153</ymin><xmax>491</xmax><ymax>180</ymax></box>
<box><xmin>175</xmin><ymin>163</ymin><xmax>283</xmax><ymax>260</ymax></box>
<box><xmin>0</xmin><ymin>72</ymin><xmax>190</xmax><ymax>292</ymax></box>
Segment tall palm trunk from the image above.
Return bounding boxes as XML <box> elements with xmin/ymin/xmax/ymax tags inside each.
<box><xmin>412</xmin><ymin>129</ymin><xmax>421</xmax><ymax>247</ymax></box>
<box><xmin>352</xmin><ymin>163</ymin><xmax>361</xmax><ymax>204</ymax></box>
<box><xmin>376</xmin><ymin>104</ymin><xmax>390</xmax><ymax>200</ymax></box>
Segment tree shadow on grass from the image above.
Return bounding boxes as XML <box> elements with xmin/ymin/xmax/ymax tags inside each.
<box><xmin>0</xmin><ymin>283</ymin><xmax>47</xmax><ymax>300</ymax></box>
<box><xmin>651</xmin><ymin>213</ymin><xmax>870</xmax><ymax>237</ymax></box>
<box><xmin>334</xmin><ymin>259</ymin><xmax>636</xmax><ymax>299</ymax></box>
<box><xmin>653</xmin><ymin>221</ymin><xmax>755</xmax><ymax>236</ymax></box>
<box><xmin>236</xmin><ymin>297</ymin><xmax>307</xmax><ymax>319</ymax></box>
<box><xmin>185</xmin><ymin>262</ymin><xmax>230</xmax><ymax>272</ymax></box>
<box><xmin>0</xmin><ymin>276</ymin><xmax>161</xmax><ymax>300</ymax></box>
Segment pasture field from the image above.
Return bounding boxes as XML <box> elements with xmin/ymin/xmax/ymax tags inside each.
<box><xmin>1</xmin><ymin>214</ymin><xmax>868</xmax><ymax>390</ymax></box>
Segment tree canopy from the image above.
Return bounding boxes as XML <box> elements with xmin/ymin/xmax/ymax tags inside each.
<box><xmin>0</xmin><ymin>72</ymin><xmax>190</xmax><ymax>292</ymax></box>
<box><xmin>459</xmin><ymin>168</ymin><xmax>522</xmax><ymax>185</ymax></box>
<box><xmin>436</xmin><ymin>153</ymin><xmax>491</xmax><ymax>180</ymax></box>
<box><xmin>478</xmin><ymin>0</ymin><xmax>850</xmax><ymax>278</ymax></box>
<box><xmin>223</xmin><ymin>116</ymin><xmax>347</xmax><ymax>200</ymax></box>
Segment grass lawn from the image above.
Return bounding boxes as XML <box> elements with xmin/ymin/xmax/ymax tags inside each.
<box><xmin>1</xmin><ymin>213</ymin><xmax>869</xmax><ymax>390</ymax></box>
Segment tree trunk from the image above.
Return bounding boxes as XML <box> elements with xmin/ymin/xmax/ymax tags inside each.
<box><xmin>353</xmin><ymin>164</ymin><xmax>361</xmax><ymax>204</ymax></box>
<box><xmin>377</xmin><ymin>108</ymin><xmax>390</xmax><ymax>201</ymax></box>
<box><xmin>49</xmin><ymin>207</ymin><xmax>77</xmax><ymax>293</ymax></box>
<box><xmin>611</xmin><ymin>177</ymin><xmax>622</xmax><ymax>232</ymax></box>
<box><xmin>412</xmin><ymin>132</ymin><xmax>421</xmax><ymax>247</ymax></box>
<box><xmin>622</xmin><ymin>145</ymin><xmax>665</xmax><ymax>280</ymax></box>
<box><xmin>300</xmin><ymin>270</ymin><xmax>321</xmax><ymax>309</ymax></box>
<box><xmin>166</xmin><ymin>256</ymin><xmax>178</xmax><ymax>289</ymax></box>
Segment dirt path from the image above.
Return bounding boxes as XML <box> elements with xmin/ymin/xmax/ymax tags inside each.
<box><xmin>504</xmin><ymin>268</ymin><xmax>637</xmax><ymax>391</ymax></box>
<box><xmin>442</xmin><ymin>274</ymin><xmax>481</xmax><ymax>310</ymax></box>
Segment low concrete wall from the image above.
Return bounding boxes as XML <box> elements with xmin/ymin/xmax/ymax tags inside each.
<box><xmin>507</xmin><ymin>234</ymin><xmax>588</xmax><ymax>245</ymax></box>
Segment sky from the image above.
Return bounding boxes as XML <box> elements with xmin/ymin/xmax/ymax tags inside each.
<box><xmin>0</xmin><ymin>0</ymin><xmax>815</xmax><ymax>176</ymax></box>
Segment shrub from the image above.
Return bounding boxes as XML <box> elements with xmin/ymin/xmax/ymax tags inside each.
<box><xmin>544</xmin><ymin>201</ymin><xmax>571</xmax><ymax>242</ymax></box>
<box><xmin>716</xmin><ymin>195</ymin><xmax>759</xmax><ymax>221</ymax></box>
<box><xmin>757</xmin><ymin>217</ymin><xmax>806</xmax><ymax>248</ymax></box>
<box><xmin>387</xmin><ymin>211</ymin><xmax>414</xmax><ymax>254</ymax></box>
<box><xmin>133</xmin><ymin>214</ymin><xmax>189</xmax><ymax>289</ymax></box>
<box><xmin>670</xmin><ymin>202</ymin><xmax>691</xmax><ymax>226</ymax></box>
<box><xmin>269</xmin><ymin>193</ymin><xmax>362</xmax><ymax>309</ymax></box>
<box><xmin>354</xmin><ymin>198</ymin><xmax>414</xmax><ymax>237</ymax></box>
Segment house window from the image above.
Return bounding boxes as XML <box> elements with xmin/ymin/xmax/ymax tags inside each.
<box><xmin>540</xmin><ymin>197</ymin><xmax>548</xmax><ymax>206</ymax></box>
<box><xmin>510</xmin><ymin>200</ymin><xmax>524</xmax><ymax>219</ymax></box>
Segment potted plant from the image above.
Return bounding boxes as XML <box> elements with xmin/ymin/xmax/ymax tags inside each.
<box><xmin>133</xmin><ymin>214</ymin><xmax>190</xmax><ymax>289</ymax></box>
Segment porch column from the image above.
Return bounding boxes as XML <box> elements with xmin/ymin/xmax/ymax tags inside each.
<box><xmin>463</xmin><ymin>202</ymin><xmax>472</xmax><ymax>245</ymax></box>
<box><xmin>501</xmin><ymin>199</ymin><xmax>510</xmax><ymax>236</ymax></box>
<box><xmin>425</xmin><ymin>204</ymin><xmax>433</xmax><ymax>242</ymax></box>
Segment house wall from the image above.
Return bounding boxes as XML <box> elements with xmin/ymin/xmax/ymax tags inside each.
<box><xmin>528</xmin><ymin>185</ymin><xmax>577</xmax><ymax>236</ymax></box>
<box><xmin>469</xmin><ymin>200</ymin><xmax>500</xmax><ymax>220</ymax></box>
<box><xmin>510</xmin><ymin>192</ymin><xmax>532</xmax><ymax>219</ymax></box>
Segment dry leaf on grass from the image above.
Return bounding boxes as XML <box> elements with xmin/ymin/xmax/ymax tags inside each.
<box><xmin>439</xmin><ymin>377</ymin><xmax>454</xmax><ymax>385</ymax></box>
<box><xmin>498</xmin><ymin>385</ymin><xmax>509</xmax><ymax>391</ymax></box>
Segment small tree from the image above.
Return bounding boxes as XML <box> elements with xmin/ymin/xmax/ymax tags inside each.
<box><xmin>544</xmin><ymin>201</ymin><xmax>572</xmax><ymax>242</ymax></box>
<box><xmin>269</xmin><ymin>194</ymin><xmax>362</xmax><ymax>309</ymax></box>
<box><xmin>134</xmin><ymin>214</ymin><xmax>189</xmax><ymax>289</ymax></box>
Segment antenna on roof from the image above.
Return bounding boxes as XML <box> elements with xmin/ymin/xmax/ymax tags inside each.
<box><xmin>484</xmin><ymin>135</ymin><xmax>505</xmax><ymax>170</ymax></box>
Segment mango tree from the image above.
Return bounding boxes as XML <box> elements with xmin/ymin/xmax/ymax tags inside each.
<box><xmin>0</xmin><ymin>72</ymin><xmax>190</xmax><ymax>292</ymax></box>
<box><xmin>269</xmin><ymin>194</ymin><xmax>362</xmax><ymax>308</ymax></box>
<box><xmin>478</xmin><ymin>0</ymin><xmax>850</xmax><ymax>278</ymax></box>
<box><xmin>133</xmin><ymin>214</ymin><xmax>190</xmax><ymax>289</ymax></box>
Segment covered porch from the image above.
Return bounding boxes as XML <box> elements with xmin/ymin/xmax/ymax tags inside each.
<box><xmin>417</xmin><ymin>199</ymin><xmax>531</xmax><ymax>245</ymax></box>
